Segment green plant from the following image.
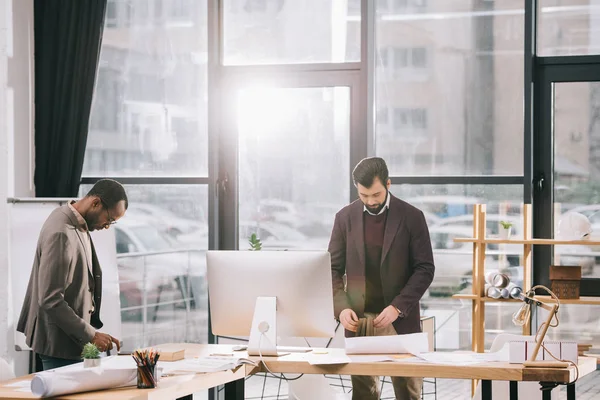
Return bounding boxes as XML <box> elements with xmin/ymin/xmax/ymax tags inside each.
<box><xmin>249</xmin><ymin>233</ymin><xmax>262</xmax><ymax>251</ymax></box>
<box><xmin>499</xmin><ymin>220</ymin><xmax>513</xmax><ymax>229</ymax></box>
<box><xmin>81</xmin><ymin>343</ymin><xmax>100</xmax><ymax>359</ymax></box>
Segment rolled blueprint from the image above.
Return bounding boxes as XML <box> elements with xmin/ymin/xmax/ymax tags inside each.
<box><xmin>507</xmin><ymin>282</ymin><xmax>523</xmax><ymax>299</ymax></box>
<box><xmin>485</xmin><ymin>272</ymin><xmax>510</xmax><ymax>288</ymax></box>
<box><xmin>31</xmin><ymin>357</ymin><xmax>138</xmax><ymax>397</ymax></box>
<box><xmin>486</xmin><ymin>285</ymin><xmax>502</xmax><ymax>299</ymax></box>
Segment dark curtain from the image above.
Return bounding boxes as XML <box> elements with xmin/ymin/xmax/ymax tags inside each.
<box><xmin>34</xmin><ymin>0</ymin><xmax>107</xmax><ymax>197</ymax></box>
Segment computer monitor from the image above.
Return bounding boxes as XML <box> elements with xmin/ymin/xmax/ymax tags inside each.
<box><xmin>206</xmin><ymin>250</ymin><xmax>335</xmax><ymax>356</ymax></box>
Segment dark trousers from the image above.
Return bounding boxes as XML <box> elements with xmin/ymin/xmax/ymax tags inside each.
<box><xmin>39</xmin><ymin>354</ymin><xmax>80</xmax><ymax>371</ymax></box>
<box><xmin>351</xmin><ymin>313</ymin><xmax>423</xmax><ymax>400</ymax></box>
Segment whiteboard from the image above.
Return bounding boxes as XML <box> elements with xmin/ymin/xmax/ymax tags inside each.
<box><xmin>8</xmin><ymin>199</ymin><xmax>121</xmax><ymax>351</ymax></box>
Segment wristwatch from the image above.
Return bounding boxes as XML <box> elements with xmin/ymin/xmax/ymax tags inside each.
<box><xmin>394</xmin><ymin>306</ymin><xmax>404</xmax><ymax>318</ymax></box>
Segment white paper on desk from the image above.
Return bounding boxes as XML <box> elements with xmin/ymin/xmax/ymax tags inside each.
<box><xmin>348</xmin><ymin>355</ymin><xmax>395</xmax><ymax>363</ymax></box>
<box><xmin>393</xmin><ymin>356</ymin><xmax>428</xmax><ymax>363</ymax></box>
<box><xmin>344</xmin><ymin>333</ymin><xmax>429</xmax><ymax>355</ymax></box>
<box><xmin>160</xmin><ymin>356</ymin><xmax>257</xmax><ymax>374</ymax></box>
<box><xmin>305</xmin><ymin>353</ymin><xmax>351</xmax><ymax>365</ymax></box>
<box><xmin>416</xmin><ymin>351</ymin><xmax>503</xmax><ymax>365</ymax></box>
<box><xmin>30</xmin><ymin>364</ymin><xmax>137</xmax><ymax>397</ymax></box>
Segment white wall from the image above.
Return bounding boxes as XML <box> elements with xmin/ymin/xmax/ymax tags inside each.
<box><xmin>1</xmin><ymin>0</ymin><xmax>35</xmax><ymax>377</ymax></box>
<box><xmin>0</xmin><ymin>0</ymin><xmax>10</xmax><ymax>372</ymax></box>
<box><xmin>7</xmin><ymin>0</ymin><xmax>34</xmax><ymax>199</ymax></box>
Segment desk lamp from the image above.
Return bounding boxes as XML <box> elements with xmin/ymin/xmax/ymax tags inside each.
<box><xmin>512</xmin><ymin>285</ymin><xmax>570</xmax><ymax>368</ymax></box>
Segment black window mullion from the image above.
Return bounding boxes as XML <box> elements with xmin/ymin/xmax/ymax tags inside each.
<box><xmin>390</xmin><ymin>176</ymin><xmax>523</xmax><ymax>185</ymax></box>
<box><xmin>80</xmin><ymin>177</ymin><xmax>210</xmax><ymax>185</ymax></box>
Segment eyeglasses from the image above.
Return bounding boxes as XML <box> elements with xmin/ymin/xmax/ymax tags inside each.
<box><xmin>99</xmin><ymin>198</ymin><xmax>117</xmax><ymax>228</ymax></box>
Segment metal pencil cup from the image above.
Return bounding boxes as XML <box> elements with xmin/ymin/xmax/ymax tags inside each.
<box><xmin>136</xmin><ymin>364</ymin><xmax>157</xmax><ymax>389</ymax></box>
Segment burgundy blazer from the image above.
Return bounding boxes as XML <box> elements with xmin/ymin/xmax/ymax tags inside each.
<box><xmin>328</xmin><ymin>194</ymin><xmax>435</xmax><ymax>337</ymax></box>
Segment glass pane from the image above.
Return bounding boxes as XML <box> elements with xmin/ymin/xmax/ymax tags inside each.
<box><xmin>375</xmin><ymin>2</ymin><xmax>524</xmax><ymax>175</ymax></box>
<box><xmin>84</xmin><ymin>1</ymin><xmax>208</xmax><ymax>177</ymax></box>
<box><xmin>237</xmin><ymin>87</ymin><xmax>350</xmax><ymax>249</ymax></box>
<box><xmin>223</xmin><ymin>0</ymin><xmax>361</xmax><ymax>65</ymax></box>
<box><xmin>80</xmin><ymin>184</ymin><xmax>209</xmax><ymax>350</ymax></box>
<box><xmin>543</xmin><ymin>304</ymin><xmax>600</xmax><ymax>346</ymax></box>
<box><xmin>484</xmin><ymin>303</ymin><xmax>524</xmax><ymax>350</ymax></box>
<box><xmin>553</xmin><ymin>82</ymin><xmax>599</xmax><ymax>278</ymax></box>
<box><xmin>538</xmin><ymin>0</ymin><xmax>600</xmax><ymax>56</ymax></box>
<box><xmin>391</xmin><ymin>184</ymin><xmax>524</xmax><ymax>297</ymax></box>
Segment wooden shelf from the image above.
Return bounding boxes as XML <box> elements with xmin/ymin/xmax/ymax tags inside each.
<box><xmin>452</xmin><ymin>294</ymin><xmax>521</xmax><ymax>303</ymax></box>
<box><xmin>453</xmin><ymin>294</ymin><xmax>600</xmax><ymax>305</ymax></box>
<box><xmin>454</xmin><ymin>237</ymin><xmax>600</xmax><ymax>246</ymax></box>
<box><xmin>452</xmin><ymin>294</ymin><xmax>478</xmax><ymax>300</ymax></box>
<box><xmin>535</xmin><ymin>296</ymin><xmax>600</xmax><ymax>305</ymax></box>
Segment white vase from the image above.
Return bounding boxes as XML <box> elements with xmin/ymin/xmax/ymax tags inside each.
<box><xmin>83</xmin><ymin>358</ymin><xmax>101</xmax><ymax>368</ymax></box>
<box><xmin>499</xmin><ymin>226</ymin><xmax>512</xmax><ymax>240</ymax></box>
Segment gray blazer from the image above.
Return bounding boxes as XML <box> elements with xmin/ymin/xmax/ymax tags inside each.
<box><xmin>17</xmin><ymin>205</ymin><xmax>104</xmax><ymax>360</ymax></box>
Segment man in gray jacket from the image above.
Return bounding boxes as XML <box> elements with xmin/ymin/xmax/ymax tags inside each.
<box><xmin>18</xmin><ymin>179</ymin><xmax>128</xmax><ymax>370</ymax></box>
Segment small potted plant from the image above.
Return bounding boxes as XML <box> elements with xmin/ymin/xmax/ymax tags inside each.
<box><xmin>81</xmin><ymin>343</ymin><xmax>101</xmax><ymax>368</ymax></box>
<box><xmin>499</xmin><ymin>221</ymin><xmax>513</xmax><ymax>240</ymax></box>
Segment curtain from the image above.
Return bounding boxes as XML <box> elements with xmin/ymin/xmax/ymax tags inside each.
<box><xmin>34</xmin><ymin>0</ymin><xmax>107</xmax><ymax>197</ymax></box>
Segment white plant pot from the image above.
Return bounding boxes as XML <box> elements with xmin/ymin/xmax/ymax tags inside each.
<box><xmin>499</xmin><ymin>226</ymin><xmax>512</xmax><ymax>240</ymax></box>
<box><xmin>83</xmin><ymin>358</ymin><xmax>101</xmax><ymax>368</ymax></box>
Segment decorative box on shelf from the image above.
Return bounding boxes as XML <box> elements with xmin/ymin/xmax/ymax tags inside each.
<box><xmin>550</xmin><ymin>265</ymin><xmax>581</xmax><ymax>299</ymax></box>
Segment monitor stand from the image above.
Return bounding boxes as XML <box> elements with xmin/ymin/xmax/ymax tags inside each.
<box><xmin>246</xmin><ymin>297</ymin><xmax>314</xmax><ymax>357</ymax></box>
<box><xmin>248</xmin><ymin>297</ymin><xmax>279</xmax><ymax>357</ymax></box>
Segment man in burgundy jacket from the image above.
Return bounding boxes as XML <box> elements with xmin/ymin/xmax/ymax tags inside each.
<box><xmin>328</xmin><ymin>157</ymin><xmax>435</xmax><ymax>400</ymax></box>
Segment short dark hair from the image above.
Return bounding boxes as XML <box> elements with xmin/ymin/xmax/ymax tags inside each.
<box><xmin>352</xmin><ymin>157</ymin><xmax>389</xmax><ymax>188</ymax></box>
<box><xmin>86</xmin><ymin>179</ymin><xmax>128</xmax><ymax>210</ymax></box>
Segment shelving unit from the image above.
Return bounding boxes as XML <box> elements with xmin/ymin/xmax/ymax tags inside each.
<box><xmin>452</xmin><ymin>204</ymin><xmax>600</xmax><ymax>354</ymax></box>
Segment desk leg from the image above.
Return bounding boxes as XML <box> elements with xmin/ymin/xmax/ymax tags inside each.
<box><xmin>567</xmin><ymin>383</ymin><xmax>576</xmax><ymax>400</ymax></box>
<box><xmin>481</xmin><ymin>380</ymin><xmax>492</xmax><ymax>400</ymax></box>
<box><xmin>224</xmin><ymin>377</ymin><xmax>245</xmax><ymax>400</ymax></box>
<box><xmin>509</xmin><ymin>381</ymin><xmax>518</xmax><ymax>400</ymax></box>
<box><xmin>540</xmin><ymin>382</ymin><xmax>559</xmax><ymax>400</ymax></box>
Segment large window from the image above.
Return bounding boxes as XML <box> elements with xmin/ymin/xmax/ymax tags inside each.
<box><xmin>83</xmin><ymin>0</ymin><xmax>210</xmax><ymax>354</ymax></box>
<box><xmin>222</xmin><ymin>0</ymin><xmax>361</xmax><ymax>65</ymax></box>
<box><xmin>237</xmin><ymin>86</ymin><xmax>351</xmax><ymax>250</ymax></box>
<box><xmin>538</xmin><ymin>0</ymin><xmax>600</xmax><ymax>56</ymax></box>
<box><xmin>85</xmin><ymin>0</ymin><xmax>208</xmax><ymax>177</ymax></box>
<box><xmin>375</xmin><ymin>1</ymin><xmax>524</xmax><ymax>175</ymax></box>
<box><xmin>81</xmin><ymin>1</ymin><xmax>600</xmax><ymax>397</ymax></box>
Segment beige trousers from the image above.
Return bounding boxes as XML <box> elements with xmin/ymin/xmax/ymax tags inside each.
<box><xmin>350</xmin><ymin>312</ymin><xmax>423</xmax><ymax>400</ymax></box>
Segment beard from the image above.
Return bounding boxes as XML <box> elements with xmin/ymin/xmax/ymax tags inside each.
<box><xmin>84</xmin><ymin>215</ymin><xmax>101</xmax><ymax>231</ymax></box>
<box><xmin>365</xmin><ymin>190</ymin><xmax>388</xmax><ymax>214</ymax></box>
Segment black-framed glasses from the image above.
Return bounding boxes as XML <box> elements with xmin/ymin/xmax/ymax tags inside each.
<box><xmin>99</xmin><ymin>198</ymin><xmax>117</xmax><ymax>227</ymax></box>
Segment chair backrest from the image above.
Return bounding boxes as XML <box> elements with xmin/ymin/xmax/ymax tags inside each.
<box><xmin>0</xmin><ymin>358</ymin><xmax>15</xmax><ymax>382</ymax></box>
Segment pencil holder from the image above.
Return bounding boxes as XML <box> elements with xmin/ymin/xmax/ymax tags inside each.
<box><xmin>136</xmin><ymin>364</ymin><xmax>157</xmax><ymax>389</ymax></box>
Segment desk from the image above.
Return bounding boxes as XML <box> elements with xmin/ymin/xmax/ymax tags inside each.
<box><xmin>0</xmin><ymin>344</ymin><xmax>595</xmax><ymax>400</ymax></box>
<box><xmin>0</xmin><ymin>344</ymin><xmax>248</xmax><ymax>400</ymax></box>
<box><xmin>254</xmin><ymin>348</ymin><xmax>597</xmax><ymax>400</ymax></box>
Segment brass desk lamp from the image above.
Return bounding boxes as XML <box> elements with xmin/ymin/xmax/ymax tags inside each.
<box><xmin>512</xmin><ymin>285</ymin><xmax>570</xmax><ymax>368</ymax></box>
